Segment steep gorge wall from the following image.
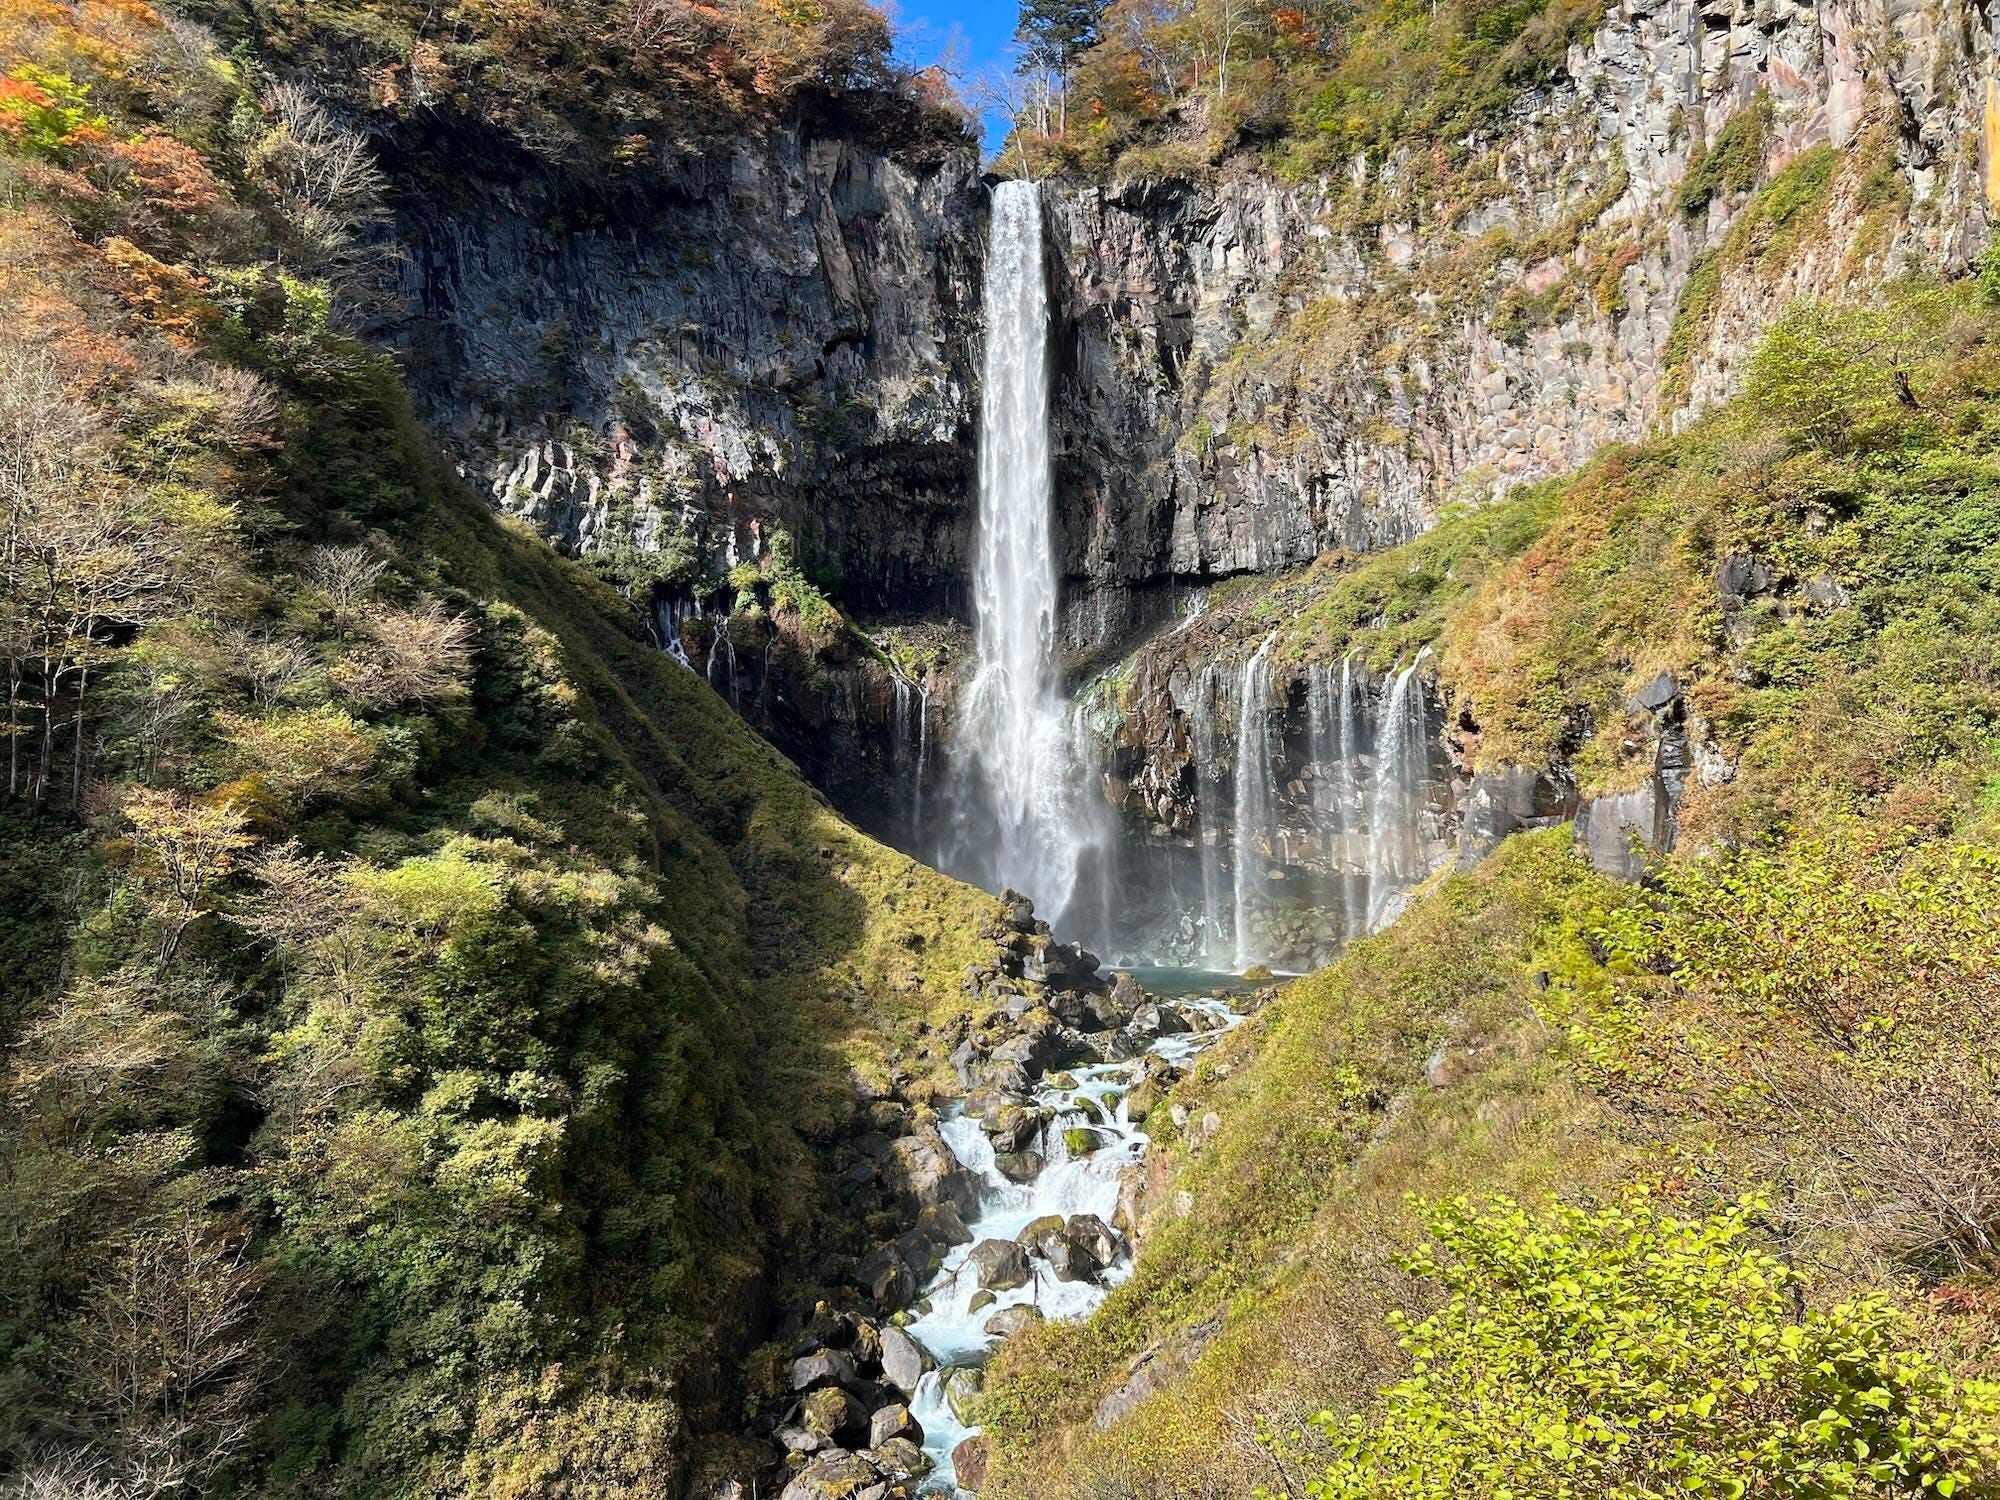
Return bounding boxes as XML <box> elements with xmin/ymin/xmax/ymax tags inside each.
<box><xmin>389</xmin><ymin>127</ymin><xmax>988</xmax><ymax>615</ymax></box>
<box><xmin>1044</xmin><ymin>0</ymin><xmax>1998</xmax><ymax>655</ymax></box>
<box><xmin>382</xmin><ymin>0</ymin><xmax>1998</xmax><ymax>860</ymax></box>
<box><xmin>391</xmin><ymin>0</ymin><xmax>1995</xmax><ymax>648</ymax></box>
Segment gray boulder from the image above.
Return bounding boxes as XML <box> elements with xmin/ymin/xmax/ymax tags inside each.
<box><xmin>779</xmin><ymin>1453</ymin><xmax>879</xmax><ymax>1500</ymax></box>
<box><xmin>952</xmin><ymin>1434</ymin><xmax>992</xmax><ymax>1490</ymax></box>
<box><xmin>789</xmin><ymin>1349</ymin><xmax>858</xmax><ymax>1392</ymax></box>
<box><xmin>1066</xmin><ymin>1213</ymin><xmax>1119</xmax><ymax>1268</ymax></box>
<box><xmin>877</xmin><ymin>1326</ymin><xmax>930</xmax><ymax>1397</ymax></box>
<box><xmin>800</xmin><ymin>1385</ymin><xmax>865</xmax><ymax>1439</ymax></box>
<box><xmin>982</xmin><ymin>1304</ymin><xmax>1044</xmax><ymax>1339</ymax></box>
<box><xmin>881</xmin><ymin>1129</ymin><xmax>981</xmax><ymax>1218</ymax></box>
<box><xmin>871</xmin><ymin>1436</ymin><xmax>932</xmax><ymax>1475</ymax></box>
<box><xmin>992</xmin><ymin>1149</ymin><xmax>1043</xmax><ymax>1183</ymax></box>
<box><xmin>856</xmin><ymin>1244</ymin><xmax>916</xmax><ymax>1313</ymax></box>
<box><xmin>868</xmin><ymin>1403</ymin><xmax>921</xmax><ymax>1448</ymax></box>
<box><xmin>943</xmin><ymin>1365</ymin><xmax>984</xmax><ymax>1423</ymax></box>
<box><xmin>915</xmin><ymin>1201</ymin><xmax>972</xmax><ymax>1248</ymax></box>
<box><xmin>967</xmin><ymin>1237</ymin><xmax>1031</xmax><ymax>1290</ymax></box>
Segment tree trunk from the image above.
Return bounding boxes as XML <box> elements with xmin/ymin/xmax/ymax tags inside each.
<box><xmin>71</xmin><ymin>652</ymin><xmax>90</xmax><ymax>809</ymax></box>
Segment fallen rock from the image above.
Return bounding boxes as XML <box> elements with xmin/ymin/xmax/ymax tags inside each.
<box><xmin>1066</xmin><ymin>1213</ymin><xmax>1119</xmax><ymax>1267</ymax></box>
<box><xmin>897</xmin><ymin>1226</ymin><xmax>948</xmax><ymax>1281</ymax></box>
<box><xmin>868</xmin><ymin>1403</ymin><xmax>921</xmax><ymax>1448</ymax></box>
<box><xmin>870</xmin><ymin>1436</ymin><xmax>931</xmax><ymax>1476</ymax></box>
<box><xmin>1040</xmin><ymin>1231</ymin><xmax>1094</xmax><ymax>1283</ymax></box>
<box><xmin>855</xmin><ymin>1245</ymin><xmax>916</xmax><ymax>1314</ymax></box>
<box><xmin>877</xmin><ymin>1325</ymin><xmax>930</xmax><ymax>1397</ymax></box>
<box><xmin>1015</xmin><ymin>1213</ymin><xmax>1064</xmax><ymax>1246</ymax></box>
<box><xmin>801</xmin><ymin>1386</ymin><xmax>865</xmax><ymax>1440</ymax></box>
<box><xmin>779</xmin><ymin>1452</ymin><xmax>879</xmax><ymax>1500</ymax></box>
<box><xmin>1062</xmin><ymin>1126</ymin><xmax>1108</xmax><ymax>1157</ymax></box>
<box><xmin>1124</xmin><ymin>1077</ymin><xmax>1161</xmax><ymax>1124</ymax></box>
<box><xmin>992</xmin><ymin>1149</ymin><xmax>1043</xmax><ymax>1183</ymax></box>
<box><xmin>882</xmin><ymin>1129</ymin><xmax>981</xmax><ymax>1219</ymax></box>
<box><xmin>849</xmin><ymin>1318</ymin><xmax>882</xmax><ymax>1366</ymax></box>
<box><xmin>952</xmin><ymin>1434</ymin><xmax>991</xmax><ymax>1490</ymax></box>
<box><xmin>790</xmin><ymin>1349</ymin><xmax>859</xmax><ymax>1393</ymax></box>
<box><xmin>983</xmin><ymin>1304</ymin><xmax>1044</xmax><ymax>1339</ymax></box>
<box><xmin>967</xmin><ymin>1237</ymin><xmax>1030</xmax><ymax>1290</ymax></box>
<box><xmin>1003</xmin><ymin>889</ymin><xmax>1037</xmax><ymax>933</ymax></box>
<box><xmin>943</xmin><ymin>1365</ymin><xmax>984</xmax><ymax>1424</ymax></box>
<box><xmin>984</xmin><ymin>1102</ymin><xmax>1041</xmax><ymax>1152</ymax></box>
<box><xmin>915</xmin><ymin>1201</ymin><xmax>971</xmax><ymax>1248</ymax></box>
<box><xmin>776</xmin><ymin>1425</ymin><xmax>831</xmax><ymax>1455</ymax></box>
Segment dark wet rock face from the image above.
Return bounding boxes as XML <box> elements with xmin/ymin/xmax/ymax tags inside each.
<box><xmin>391</xmin><ymin>130</ymin><xmax>987</xmax><ymax>619</ymax></box>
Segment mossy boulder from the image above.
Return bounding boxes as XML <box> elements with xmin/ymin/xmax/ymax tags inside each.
<box><xmin>993</xmin><ymin>1149</ymin><xmax>1043</xmax><ymax>1183</ymax></box>
<box><xmin>1063</xmin><ymin>1126</ymin><xmax>1108</xmax><ymax>1157</ymax></box>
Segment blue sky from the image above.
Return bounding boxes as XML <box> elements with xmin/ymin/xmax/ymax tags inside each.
<box><xmin>891</xmin><ymin>0</ymin><xmax>1024</xmax><ymax>152</ymax></box>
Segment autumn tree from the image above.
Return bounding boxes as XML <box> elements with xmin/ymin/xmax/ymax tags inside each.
<box><xmin>0</xmin><ymin>336</ymin><xmax>96</xmax><ymax>800</ymax></box>
<box><xmin>121</xmin><ymin>787</ymin><xmax>256</xmax><ymax>963</ymax></box>
<box><xmin>331</xmin><ymin>597</ymin><xmax>477</xmax><ymax>709</ymax></box>
<box><xmin>243</xmin><ymin>83</ymin><xmax>391</xmax><ymax>296</ymax></box>
<box><xmin>64</xmin><ymin>1216</ymin><xmax>264</xmax><ymax>1498</ymax></box>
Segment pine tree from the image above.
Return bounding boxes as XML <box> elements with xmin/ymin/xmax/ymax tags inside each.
<box><xmin>1015</xmin><ymin>0</ymin><xmax>1106</xmax><ymax>133</ymax></box>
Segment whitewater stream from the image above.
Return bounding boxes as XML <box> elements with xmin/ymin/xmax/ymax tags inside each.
<box><xmin>903</xmin><ymin>991</ymin><xmax>1243</xmax><ymax>1491</ymax></box>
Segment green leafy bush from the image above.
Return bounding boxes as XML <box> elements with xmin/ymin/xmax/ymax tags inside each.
<box><xmin>1289</xmin><ymin>1194</ymin><xmax>2000</xmax><ymax>1499</ymax></box>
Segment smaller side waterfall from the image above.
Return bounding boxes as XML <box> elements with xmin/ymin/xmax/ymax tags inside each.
<box><xmin>1231</xmin><ymin>630</ymin><xmax>1281</xmax><ymax>970</ymax></box>
<box><xmin>705</xmin><ymin>626</ymin><xmax>739</xmax><ymax>709</ymax></box>
<box><xmin>1191</xmin><ymin>663</ymin><xmax>1230</xmax><ymax>966</ymax></box>
<box><xmin>1168</xmin><ymin>640</ymin><xmax>1439</xmax><ymax>971</ymax></box>
<box><xmin>1365</xmin><ymin>646</ymin><xmax>1433</xmax><ymax>928</ymax></box>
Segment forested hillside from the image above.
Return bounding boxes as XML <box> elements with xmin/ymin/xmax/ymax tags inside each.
<box><xmin>0</xmin><ymin>2</ymin><xmax>993</xmax><ymax>1494</ymax></box>
<box><xmin>975</xmin><ymin>275</ymin><xmax>2000</xmax><ymax>1498</ymax></box>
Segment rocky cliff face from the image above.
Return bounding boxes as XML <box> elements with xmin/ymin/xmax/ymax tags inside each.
<box><xmin>382</xmin><ymin>0</ymin><xmax>1996</xmax><ymax>904</ymax></box>
<box><xmin>390</xmin><ymin>127</ymin><xmax>987</xmax><ymax>616</ymax></box>
<box><xmin>392</xmin><ymin>0</ymin><xmax>1993</xmax><ymax>651</ymax></box>
<box><xmin>1042</xmin><ymin>0</ymin><xmax>1997</xmax><ymax>655</ymax></box>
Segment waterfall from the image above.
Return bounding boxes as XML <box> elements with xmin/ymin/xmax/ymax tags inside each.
<box><xmin>652</xmin><ymin>594</ymin><xmax>696</xmax><ymax>670</ymax></box>
<box><xmin>913</xmin><ymin>682</ymin><xmax>928</xmax><ymax>839</ymax></box>
<box><xmin>1191</xmin><ymin>663</ymin><xmax>1229</xmax><ymax>966</ymax></box>
<box><xmin>1231</xmin><ymin>631</ymin><xmax>1281</xmax><ymax>970</ymax></box>
<box><xmin>705</xmin><ymin>624</ymin><xmax>737</xmax><ymax>707</ymax></box>
<box><xmin>1366</xmin><ymin>647</ymin><xmax>1432</xmax><ymax>927</ymax></box>
<box><xmin>944</xmin><ymin>179</ymin><xmax>1111</xmax><ymax>939</ymax></box>
<box><xmin>894</xmin><ymin>675</ymin><xmax>912</xmax><ymax>768</ymax></box>
<box><xmin>1337</xmin><ymin>654</ymin><xmax>1368</xmax><ymax>927</ymax></box>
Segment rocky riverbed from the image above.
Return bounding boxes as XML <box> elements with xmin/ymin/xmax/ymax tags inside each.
<box><xmin>749</xmin><ymin>894</ymin><xmax>1264</xmax><ymax>1499</ymax></box>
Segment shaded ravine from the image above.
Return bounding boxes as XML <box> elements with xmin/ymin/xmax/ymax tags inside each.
<box><xmin>766</xmin><ymin>928</ymin><xmax>1261</xmax><ymax>1500</ymax></box>
<box><xmin>902</xmin><ymin>993</ymin><xmax>1244</xmax><ymax>1488</ymax></box>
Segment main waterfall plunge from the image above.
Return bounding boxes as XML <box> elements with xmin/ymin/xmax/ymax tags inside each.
<box><xmin>642</xmin><ymin>180</ymin><xmax>1446</xmax><ymax>970</ymax></box>
<box><xmin>936</xmin><ymin>181</ymin><xmax>1444</xmax><ymax>972</ymax></box>
<box><xmin>941</xmin><ymin>181</ymin><xmax>1118</xmax><ymax>941</ymax></box>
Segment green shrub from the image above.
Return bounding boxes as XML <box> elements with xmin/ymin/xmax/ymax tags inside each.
<box><xmin>1287</xmin><ymin>1194</ymin><xmax>2000</xmax><ymax>1499</ymax></box>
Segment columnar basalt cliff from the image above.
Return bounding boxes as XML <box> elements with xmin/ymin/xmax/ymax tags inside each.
<box><xmin>390</xmin><ymin>128</ymin><xmax>989</xmax><ymax>616</ymax></box>
<box><xmin>1041</xmin><ymin>0</ymin><xmax>1997</xmax><ymax>655</ymax></box>
<box><xmin>394</xmin><ymin>0</ymin><xmax>1993</xmax><ymax>649</ymax></box>
<box><xmin>385</xmin><ymin>0</ymin><xmax>1998</xmax><ymax>909</ymax></box>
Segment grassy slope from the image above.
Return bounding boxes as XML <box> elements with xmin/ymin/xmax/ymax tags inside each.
<box><xmin>980</xmin><ymin>833</ymin><xmax>1624</xmax><ymax>1497</ymax></box>
<box><xmin>975</xmin><ymin>273</ymin><xmax>2000</xmax><ymax>1497</ymax></box>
